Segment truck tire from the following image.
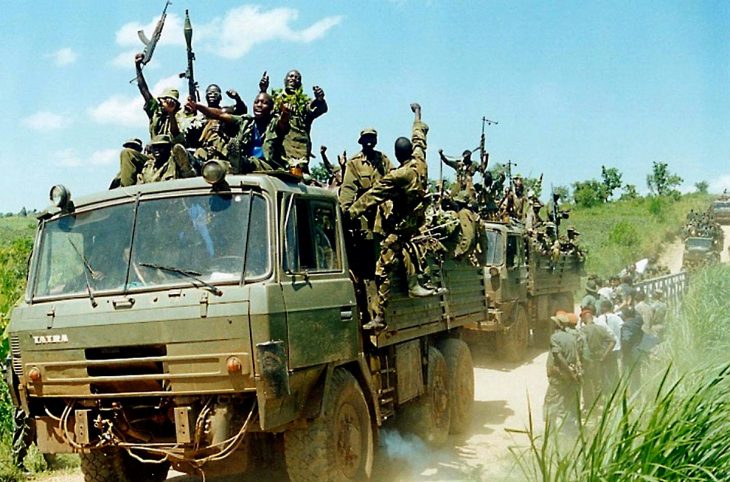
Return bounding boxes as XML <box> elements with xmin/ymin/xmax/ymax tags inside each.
<box><xmin>437</xmin><ymin>338</ymin><xmax>474</xmax><ymax>434</ymax></box>
<box><xmin>80</xmin><ymin>449</ymin><xmax>124</xmax><ymax>482</ymax></box>
<box><xmin>285</xmin><ymin>368</ymin><xmax>374</xmax><ymax>482</ymax></box>
<box><xmin>497</xmin><ymin>304</ymin><xmax>528</xmax><ymax>362</ymax></box>
<box><xmin>398</xmin><ymin>346</ymin><xmax>451</xmax><ymax>446</ymax></box>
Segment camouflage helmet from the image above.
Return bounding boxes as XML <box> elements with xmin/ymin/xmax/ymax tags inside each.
<box><xmin>158</xmin><ymin>88</ymin><xmax>180</xmax><ymax>105</ymax></box>
<box><xmin>149</xmin><ymin>134</ymin><xmax>172</xmax><ymax>146</ymax></box>
<box><xmin>358</xmin><ymin>128</ymin><xmax>377</xmax><ymax>143</ymax></box>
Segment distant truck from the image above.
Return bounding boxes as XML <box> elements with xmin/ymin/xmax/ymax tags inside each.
<box><xmin>682</xmin><ymin>236</ymin><xmax>721</xmax><ymax>271</ymax></box>
<box><xmin>6</xmin><ymin>172</ymin><xmax>481</xmax><ymax>482</ymax></box>
<box><xmin>710</xmin><ymin>197</ymin><xmax>730</xmax><ymax>225</ymax></box>
<box><xmin>463</xmin><ymin>221</ymin><xmax>584</xmax><ymax>361</ymax></box>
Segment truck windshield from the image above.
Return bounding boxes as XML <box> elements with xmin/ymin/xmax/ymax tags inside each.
<box><xmin>483</xmin><ymin>230</ymin><xmax>504</xmax><ymax>265</ymax></box>
<box><xmin>686</xmin><ymin>237</ymin><xmax>713</xmax><ymax>250</ymax></box>
<box><xmin>32</xmin><ymin>192</ymin><xmax>269</xmax><ymax>298</ymax></box>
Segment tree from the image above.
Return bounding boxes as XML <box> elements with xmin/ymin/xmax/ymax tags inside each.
<box><xmin>572</xmin><ymin>180</ymin><xmax>604</xmax><ymax>208</ymax></box>
<box><xmin>18</xmin><ymin>207</ymin><xmax>27</xmax><ymax>217</ymax></box>
<box><xmin>551</xmin><ymin>185</ymin><xmax>572</xmax><ymax>204</ymax></box>
<box><xmin>600</xmin><ymin>166</ymin><xmax>623</xmax><ymax>202</ymax></box>
<box><xmin>309</xmin><ymin>163</ymin><xmax>330</xmax><ymax>184</ymax></box>
<box><xmin>646</xmin><ymin>161</ymin><xmax>683</xmax><ymax>197</ymax></box>
<box><xmin>620</xmin><ymin>184</ymin><xmax>640</xmax><ymax>201</ymax></box>
<box><xmin>694</xmin><ymin>181</ymin><xmax>709</xmax><ymax>194</ymax></box>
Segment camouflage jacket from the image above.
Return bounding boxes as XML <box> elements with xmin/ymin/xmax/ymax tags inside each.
<box><xmin>144</xmin><ymin>98</ymin><xmax>186</xmax><ymax>146</ymax></box>
<box><xmin>348</xmin><ymin>121</ymin><xmax>429</xmax><ymax>235</ymax></box>
<box><xmin>139</xmin><ymin>157</ymin><xmax>177</xmax><ymax>184</ymax></box>
<box><xmin>339</xmin><ymin>150</ymin><xmax>394</xmax><ymax>235</ymax></box>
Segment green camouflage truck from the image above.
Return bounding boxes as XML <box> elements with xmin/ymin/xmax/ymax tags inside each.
<box><xmin>682</xmin><ymin>236</ymin><xmax>721</xmax><ymax>272</ymax></box>
<box><xmin>6</xmin><ymin>173</ymin><xmax>478</xmax><ymax>482</ymax></box>
<box><xmin>463</xmin><ymin>222</ymin><xmax>584</xmax><ymax>361</ymax></box>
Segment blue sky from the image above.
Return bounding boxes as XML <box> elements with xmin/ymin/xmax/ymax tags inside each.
<box><xmin>1</xmin><ymin>0</ymin><xmax>728</xmax><ymax>212</ymax></box>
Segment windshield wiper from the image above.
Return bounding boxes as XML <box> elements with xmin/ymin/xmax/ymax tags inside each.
<box><xmin>139</xmin><ymin>263</ymin><xmax>223</xmax><ymax>296</ymax></box>
<box><xmin>68</xmin><ymin>239</ymin><xmax>98</xmax><ymax>308</ymax></box>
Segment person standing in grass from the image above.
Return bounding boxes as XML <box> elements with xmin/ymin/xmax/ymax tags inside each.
<box><xmin>580</xmin><ymin>306</ymin><xmax>616</xmax><ymax>410</ymax></box>
<box><xmin>544</xmin><ymin>314</ymin><xmax>583</xmax><ymax>432</ymax></box>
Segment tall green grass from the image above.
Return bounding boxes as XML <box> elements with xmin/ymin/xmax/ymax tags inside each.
<box><xmin>567</xmin><ymin>193</ymin><xmax>711</xmax><ymax>276</ymax></box>
<box><xmin>516</xmin><ymin>265</ymin><xmax>730</xmax><ymax>481</ymax></box>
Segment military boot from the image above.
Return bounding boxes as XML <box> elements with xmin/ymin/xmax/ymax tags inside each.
<box><xmin>408</xmin><ymin>276</ymin><xmax>435</xmax><ymax>298</ymax></box>
<box><xmin>363</xmin><ymin>315</ymin><xmax>386</xmax><ymax>332</ymax></box>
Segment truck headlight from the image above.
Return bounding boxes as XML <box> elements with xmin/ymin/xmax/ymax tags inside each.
<box><xmin>50</xmin><ymin>185</ymin><xmax>71</xmax><ymax>209</ymax></box>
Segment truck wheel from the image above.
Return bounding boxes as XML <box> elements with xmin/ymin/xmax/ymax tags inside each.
<box><xmin>285</xmin><ymin>368</ymin><xmax>374</xmax><ymax>482</ymax></box>
<box><xmin>497</xmin><ymin>305</ymin><xmax>528</xmax><ymax>362</ymax></box>
<box><xmin>437</xmin><ymin>338</ymin><xmax>474</xmax><ymax>434</ymax></box>
<box><xmin>80</xmin><ymin>449</ymin><xmax>124</xmax><ymax>482</ymax></box>
<box><xmin>398</xmin><ymin>346</ymin><xmax>451</xmax><ymax>446</ymax></box>
<box><xmin>120</xmin><ymin>451</ymin><xmax>170</xmax><ymax>482</ymax></box>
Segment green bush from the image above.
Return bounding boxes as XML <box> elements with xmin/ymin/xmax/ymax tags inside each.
<box><xmin>607</xmin><ymin>221</ymin><xmax>638</xmax><ymax>247</ymax></box>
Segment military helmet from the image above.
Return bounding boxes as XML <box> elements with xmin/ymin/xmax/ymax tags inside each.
<box><xmin>158</xmin><ymin>88</ymin><xmax>180</xmax><ymax>105</ymax></box>
<box><xmin>358</xmin><ymin>128</ymin><xmax>377</xmax><ymax>143</ymax></box>
<box><xmin>150</xmin><ymin>134</ymin><xmax>172</xmax><ymax>146</ymax></box>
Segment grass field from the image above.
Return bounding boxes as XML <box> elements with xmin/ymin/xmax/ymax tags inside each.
<box><xmin>567</xmin><ymin>193</ymin><xmax>711</xmax><ymax>276</ymax></box>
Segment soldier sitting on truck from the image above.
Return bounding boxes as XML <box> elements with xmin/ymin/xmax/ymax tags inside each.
<box><xmin>186</xmin><ymin>92</ymin><xmax>285</xmax><ymax>173</ymax></box>
<box><xmin>113</xmin><ymin>134</ymin><xmax>194</xmax><ymax>187</ymax></box>
<box><xmin>347</xmin><ymin>103</ymin><xmax>444</xmax><ymax>332</ymax></box>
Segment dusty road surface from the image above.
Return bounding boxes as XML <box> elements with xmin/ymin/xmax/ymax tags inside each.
<box><xmin>39</xmin><ymin>346</ymin><xmax>549</xmax><ymax>482</ymax></box>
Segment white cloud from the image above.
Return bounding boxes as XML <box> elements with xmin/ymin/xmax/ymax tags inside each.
<box><xmin>214</xmin><ymin>6</ymin><xmax>343</xmax><ymax>59</ymax></box>
<box><xmin>112</xmin><ymin>6</ymin><xmax>342</xmax><ymax>64</ymax></box>
<box><xmin>22</xmin><ymin>111</ymin><xmax>67</xmax><ymax>130</ymax></box>
<box><xmin>88</xmin><ymin>95</ymin><xmax>146</xmax><ymax>127</ymax></box>
<box><xmin>116</xmin><ymin>13</ymin><xmax>185</xmax><ymax>47</ymax></box>
<box><xmin>49</xmin><ymin>48</ymin><xmax>78</xmax><ymax>66</ymax></box>
<box><xmin>56</xmin><ymin>148</ymin><xmax>118</xmax><ymax>168</ymax></box>
<box><xmin>88</xmin><ymin>76</ymin><xmax>182</xmax><ymax>128</ymax></box>
<box><xmin>89</xmin><ymin>149</ymin><xmax>119</xmax><ymax>166</ymax></box>
<box><xmin>111</xmin><ymin>48</ymin><xmax>141</xmax><ymax>69</ymax></box>
<box><xmin>709</xmin><ymin>174</ymin><xmax>730</xmax><ymax>194</ymax></box>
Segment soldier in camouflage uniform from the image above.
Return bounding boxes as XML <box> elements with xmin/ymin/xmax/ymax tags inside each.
<box><xmin>190</xmin><ymin>84</ymin><xmax>247</xmax><ymax>162</ymax></box>
<box><xmin>544</xmin><ymin>313</ymin><xmax>583</xmax><ymax>432</ymax></box>
<box><xmin>438</xmin><ymin>148</ymin><xmax>478</xmax><ymax>206</ymax></box>
<box><xmin>133</xmin><ymin>134</ymin><xmax>190</xmax><ymax>184</ymax></box>
<box><xmin>339</xmin><ymin>128</ymin><xmax>394</xmax><ymax>319</ymax></box>
<box><xmin>348</xmin><ymin>103</ymin><xmax>440</xmax><ymax>331</ymax></box>
<box><xmin>134</xmin><ymin>53</ymin><xmax>185</xmax><ymax>146</ymax></box>
<box><xmin>260</xmin><ymin>70</ymin><xmax>328</xmax><ymax>171</ymax></box>
<box><xmin>187</xmin><ymin>92</ymin><xmax>283</xmax><ymax>173</ymax></box>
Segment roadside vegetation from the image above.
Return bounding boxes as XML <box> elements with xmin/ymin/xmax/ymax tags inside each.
<box><xmin>516</xmin><ymin>264</ymin><xmax>730</xmax><ymax>481</ymax></box>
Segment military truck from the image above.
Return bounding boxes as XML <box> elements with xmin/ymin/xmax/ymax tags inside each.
<box><xmin>6</xmin><ymin>171</ymin><xmax>480</xmax><ymax>482</ymax></box>
<box><xmin>463</xmin><ymin>221</ymin><xmax>584</xmax><ymax>361</ymax></box>
<box><xmin>682</xmin><ymin>236</ymin><xmax>721</xmax><ymax>272</ymax></box>
<box><xmin>710</xmin><ymin>197</ymin><xmax>730</xmax><ymax>225</ymax></box>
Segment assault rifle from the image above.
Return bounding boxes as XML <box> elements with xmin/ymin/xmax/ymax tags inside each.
<box><xmin>130</xmin><ymin>0</ymin><xmax>170</xmax><ymax>82</ymax></box>
<box><xmin>180</xmin><ymin>10</ymin><xmax>199</xmax><ymax>102</ymax></box>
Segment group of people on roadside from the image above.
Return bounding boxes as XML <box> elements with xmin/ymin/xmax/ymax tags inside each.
<box><xmin>544</xmin><ymin>275</ymin><xmax>668</xmax><ymax>433</ymax></box>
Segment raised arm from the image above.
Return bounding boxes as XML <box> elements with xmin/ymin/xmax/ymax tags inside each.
<box><xmin>410</xmin><ymin>103</ymin><xmax>428</xmax><ymax>163</ymax></box>
<box><xmin>309</xmin><ymin>85</ymin><xmax>328</xmax><ymax>120</ymax></box>
<box><xmin>438</xmin><ymin>149</ymin><xmax>460</xmax><ymax>170</ymax></box>
<box><xmin>134</xmin><ymin>53</ymin><xmax>153</xmax><ymax>104</ymax></box>
<box><xmin>225</xmin><ymin>89</ymin><xmax>247</xmax><ymax>115</ymax></box>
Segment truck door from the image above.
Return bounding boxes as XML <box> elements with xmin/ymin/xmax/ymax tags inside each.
<box><xmin>280</xmin><ymin>194</ymin><xmax>358</xmax><ymax>369</ymax></box>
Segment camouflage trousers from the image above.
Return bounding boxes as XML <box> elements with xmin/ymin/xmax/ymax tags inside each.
<box><xmin>373</xmin><ymin>233</ymin><xmax>420</xmax><ymax>317</ymax></box>
<box><xmin>118</xmin><ymin>147</ymin><xmax>150</xmax><ymax>187</ymax></box>
<box><xmin>543</xmin><ymin>377</ymin><xmax>580</xmax><ymax>432</ymax></box>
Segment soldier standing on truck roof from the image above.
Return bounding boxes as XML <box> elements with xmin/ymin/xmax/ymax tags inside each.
<box><xmin>438</xmin><ymin>148</ymin><xmax>478</xmax><ymax>206</ymax></box>
<box><xmin>544</xmin><ymin>313</ymin><xmax>583</xmax><ymax>433</ymax></box>
<box><xmin>259</xmin><ymin>70</ymin><xmax>328</xmax><ymax>172</ymax></box>
<box><xmin>347</xmin><ymin>103</ymin><xmax>444</xmax><ymax>332</ymax></box>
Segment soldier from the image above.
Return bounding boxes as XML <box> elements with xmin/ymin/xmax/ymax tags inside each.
<box><xmin>188</xmin><ymin>84</ymin><xmax>247</xmax><ymax>163</ymax></box>
<box><xmin>579</xmin><ymin>306</ymin><xmax>616</xmax><ymax>410</ymax></box>
<box><xmin>580</xmin><ymin>279</ymin><xmax>599</xmax><ymax>314</ymax></box>
<box><xmin>348</xmin><ymin>103</ymin><xmax>442</xmax><ymax>332</ymax></box>
<box><xmin>138</xmin><ymin>134</ymin><xmax>192</xmax><ymax>184</ymax></box>
<box><xmin>187</xmin><ymin>92</ymin><xmax>283</xmax><ymax>173</ymax></box>
<box><xmin>133</xmin><ymin>53</ymin><xmax>185</xmax><ymax>145</ymax></box>
<box><xmin>319</xmin><ymin>145</ymin><xmax>345</xmax><ymax>188</ymax></box>
<box><xmin>260</xmin><ymin>70</ymin><xmax>328</xmax><ymax>171</ymax></box>
<box><xmin>525</xmin><ymin>191</ymin><xmax>544</xmax><ymax>231</ymax></box>
<box><xmin>438</xmin><ymin>148</ymin><xmax>478</xmax><ymax>205</ymax></box>
<box><xmin>544</xmin><ymin>313</ymin><xmax>582</xmax><ymax>433</ymax></box>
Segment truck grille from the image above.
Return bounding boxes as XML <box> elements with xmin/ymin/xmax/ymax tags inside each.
<box><xmin>85</xmin><ymin>345</ymin><xmax>167</xmax><ymax>394</ymax></box>
<box><xmin>10</xmin><ymin>335</ymin><xmax>22</xmax><ymax>377</ymax></box>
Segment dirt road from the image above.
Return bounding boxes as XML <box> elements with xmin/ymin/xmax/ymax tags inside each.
<box><xmin>39</xmin><ymin>346</ymin><xmax>548</xmax><ymax>482</ymax></box>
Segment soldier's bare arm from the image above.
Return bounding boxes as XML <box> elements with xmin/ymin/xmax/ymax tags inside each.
<box><xmin>226</xmin><ymin>89</ymin><xmax>247</xmax><ymax>115</ymax></box>
<box><xmin>438</xmin><ymin>149</ymin><xmax>460</xmax><ymax>170</ymax></box>
<box><xmin>134</xmin><ymin>53</ymin><xmax>153</xmax><ymax>104</ymax></box>
<box><xmin>309</xmin><ymin>86</ymin><xmax>328</xmax><ymax>120</ymax></box>
<box><xmin>189</xmin><ymin>99</ymin><xmax>234</xmax><ymax>124</ymax></box>
<box><xmin>259</xmin><ymin>71</ymin><xmax>269</xmax><ymax>93</ymax></box>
